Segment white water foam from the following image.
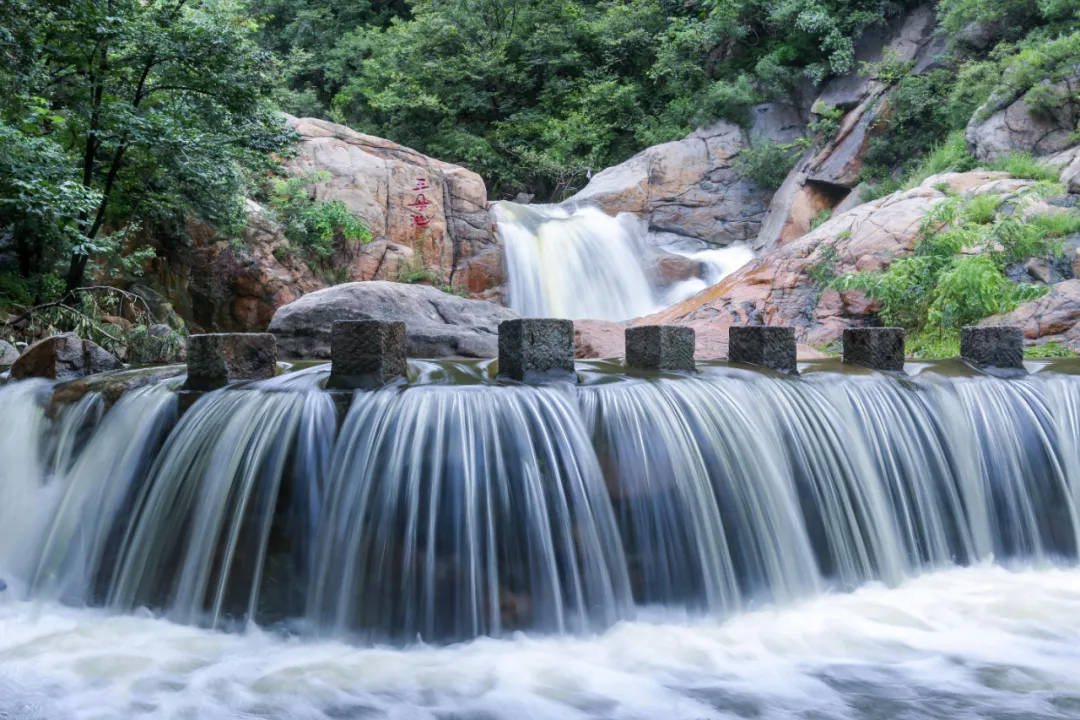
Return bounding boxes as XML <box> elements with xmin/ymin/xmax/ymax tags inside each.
<box><xmin>493</xmin><ymin>202</ymin><xmax>752</xmax><ymax>321</ymax></box>
<box><xmin>3</xmin><ymin>564</ymin><xmax>1080</xmax><ymax>719</ymax></box>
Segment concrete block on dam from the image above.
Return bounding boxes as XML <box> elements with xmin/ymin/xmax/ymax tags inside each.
<box><xmin>728</xmin><ymin>326</ymin><xmax>797</xmax><ymax>373</ymax></box>
<box><xmin>498</xmin><ymin>319</ymin><xmax>575</xmax><ymax>383</ymax></box>
<box><xmin>626</xmin><ymin>325</ymin><xmax>696</xmax><ymax>372</ymax></box>
<box><xmin>327</xmin><ymin>320</ymin><xmax>408</xmax><ymax>390</ymax></box>
<box><xmin>843</xmin><ymin>327</ymin><xmax>905</xmax><ymax>372</ymax></box>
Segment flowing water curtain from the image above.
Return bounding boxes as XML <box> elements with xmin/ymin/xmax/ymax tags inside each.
<box><xmin>935</xmin><ymin>375</ymin><xmax>1080</xmax><ymax>559</ymax></box>
<box><xmin>106</xmin><ymin>388</ymin><xmax>336</xmax><ymax>628</ymax></box>
<box><xmin>0</xmin><ymin>380</ymin><xmax>75</xmax><ymax>593</ymax></box>
<box><xmin>26</xmin><ymin>386</ymin><xmax>177</xmax><ymax>604</ymax></box>
<box><xmin>308</xmin><ymin>385</ymin><xmax>634</xmax><ymax>642</ymax></box>
<box><xmin>580</xmin><ymin>378</ymin><xmax>820</xmax><ymax>612</ymax></box>
<box><xmin>494</xmin><ymin>202</ymin><xmax>658</xmax><ymax>321</ymax></box>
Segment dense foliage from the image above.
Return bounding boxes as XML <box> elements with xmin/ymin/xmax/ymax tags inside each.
<box><xmin>0</xmin><ymin>0</ymin><xmax>290</xmax><ymax>309</ymax></box>
<box><xmin>834</xmin><ymin>185</ymin><xmax>1080</xmax><ymax>357</ymax></box>
<box><xmin>256</xmin><ymin>0</ymin><xmax>914</xmax><ymax>198</ymax></box>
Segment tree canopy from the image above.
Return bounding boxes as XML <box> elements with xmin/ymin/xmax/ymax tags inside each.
<box><xmin>0</xmin><ymin>0</ymin><xmax>289</xmax><ymax>301</ymax></box>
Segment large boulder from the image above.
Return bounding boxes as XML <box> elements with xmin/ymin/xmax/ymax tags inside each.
<box><xmin>0</xmin><ymin>339</ymin><xmax>17</xmax><ymax>366</ymax></box>
<box><xmin>145</xmin><ymin>117</ymin><xmax>503</xmax><ymax>333</ymax></box>
<box><xmin>983</xmin><ymin>280</ymin><xmax>1080</xmax><ymax>349</ymax></box>
<box><xmin>268</xmin><ymin>282</ymin><xmax>517</xmax><ymax>359</ymax></box>
<box><xmin>967</xmin><ymin>78</ymin><xmax>1080</xmax><ymax>163</ymax></box>
<box><xmin>566</xmin><ymin>121</ymin><xmax>773</xmax><ymax>248</ymax></box>
<box><xmin>1045</xmin><ymin>146</ymin><xmax>1080</xmax><ymax>194</ymax></box>
<box><xmin>11</xmin><ymin>333</ymin><xmax>122</xmax><ymax>381</ymax></box>
<box><xmin>284</xmin><ymin>117</ymin><xmax>502</xmax><ymax>295</ymax></box>
<box><xmin>643</xmin><ymin>172</ymin><xmax>1029</xmax><ymax>348</ymax></box>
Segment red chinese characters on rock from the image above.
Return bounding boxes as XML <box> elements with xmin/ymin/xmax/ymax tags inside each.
<box><xmin>409</xmin><ymin>178</ymin><xmax>434</xmax><ymax>229</ymax></box>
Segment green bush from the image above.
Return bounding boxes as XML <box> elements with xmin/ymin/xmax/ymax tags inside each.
<box><xmin>809</xmin><ymin>102</ymin><xmax>844</xmax><ymax>140</ymax></box>
<box><xmin>987</xmin><ymin>151</ymin><xmax>1061</xmax><ymax>181</ymax></box>
<box><xmin>810</xmin><ymin>208</ymin><xmax>832</xmax><ymax>231</ymax></box>
<box><xmin>964</xmin><ymin>193</ymin><xmax>1003</xmax><ymax>224</ymax></box>
<box><xmin>268</xmin><ymin>173</ymin><xmax>372</xmax><ymax>261</ymax></box>
<box><xmin>1026</xmin><ymin>341</ymin><xmax>1076</xmax><ymax>358</ymax></box>
<box><xmin>831</xmin><ymin>191</ymin><xmax>1059</xmax><ymax>354</ymax></box>
<box><xmin>734</xmin><ymin>140</ymin><xmax>805</xmax><ymax>191</ymax></box>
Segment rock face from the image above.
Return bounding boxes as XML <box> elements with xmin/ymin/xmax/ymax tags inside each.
<box><xmin>0</xmin><ymin>339</ymin><xmax>18</xmax><ymax>366</ymax></box>
<box><xmin>967</xmin><ymin>79</ymin><xmax>1080</xmax><ymax>163</ymax></box>
<box><xmin>284</xmin><ymin>117</ymin><xmax>502</xmax><ymax>295</ymax></box>
<box><xmin>755</xmin><ymin>5</ymin><xmax>942</xmax><ymax>253</ymax></box>
<box><xmin>269</xmin><ymin>281</ymin><xmax>517</xmax><ymax>359</ymax></box>
<box><xmin>643</xmin><ymin>172</ymin><xmax>1032</xmax><ymax>348</ymax></box>
<box><xmin>566</xmin><ymin>121</ymin><xmax>774</xmax><ymax>248</ymax></box>
<box><xmin>146</xmin><ymin>117</ymin><xmax>503</xmax><ymax>334</ymax></box>
<box><xmin>11</xmin><ymin>333</ymin><xmax>122</xmax><ymax>381</ymax></box>
<box><xmin>1046</xmin><ymin>146</ymin><xmax>1080</xmax><ymax>194</ymax></box>
<box><xmin>984</xmin><ymin>280</ymin><xmax>1080</xmax><ymax>349</ymax></box>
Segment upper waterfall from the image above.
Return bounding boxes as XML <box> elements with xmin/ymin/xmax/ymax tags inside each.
<box><xmin>492</xmin><ymin>201</ymin><xmax>752</xmax><ymax>321</ymax></box>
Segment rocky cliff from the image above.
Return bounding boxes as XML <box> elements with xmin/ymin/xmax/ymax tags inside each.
<box><xmin>145</xmin><ymin>116</ymin><xmax>503</xmax><ymax>333</ymax></box>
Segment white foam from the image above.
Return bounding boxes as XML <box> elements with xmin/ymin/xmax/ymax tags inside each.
<box><xmin>3</xmin><ymin>564</ymin><xmax>1079</xmax><ymax>719</ymax></box>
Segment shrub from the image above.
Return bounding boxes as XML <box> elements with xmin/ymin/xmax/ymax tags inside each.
<box><xmin>1026</xmin><ymin>341</ymin><xmax>1076</xmax><ymax>358</ymax></box>
<box><xmin>903</xmin><ymin>130</ymin><xmax>978</xmax><ymax>186</ymax></box>
<box><xmin>808</xmin><ymin>102</ymin><xmax>844</xmax><ymax>140</ymax></box>
<box><xmin>964</xmin><ymin>193</ymin><xmax>1003</xmax><ymax>224</ymax></box>
<box><xmin>987</xmin><ymin>151</ymin><xmax>1060</xmax><ymax>181</ymax></box>
<box><xmin>268</xmin><ymin>172</ymin><xmax>372</xmax><ymax>261</ymax></box>
<box><xmin>810</xmin><ymin>208</ymin><xmax>832</xmax><ymax>231</ymax></box>
<box><xmin>734</xmin><ymin>140</ymin><xmax>804</xmax><ymax>191</ymax></box>
<box><xmin>831</xmin><ymin>192</ymin><xmax>1057</xmax><ymax>344</ymax></box>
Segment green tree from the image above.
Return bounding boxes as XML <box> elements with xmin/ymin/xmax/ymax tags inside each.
<box><xmin>246</xmin><ymin>0</ymin><xmax>409</xmax><ymax>116</ymax></box>
<box><xmin>0</xmin><ymin>0</ymin><xmax>291</xmax><ymax>299</ymax></box>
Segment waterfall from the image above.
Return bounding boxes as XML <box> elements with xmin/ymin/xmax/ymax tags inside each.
<box><xmin>3</xmin><ymin>362</ymin><xmax>1080</xmax><ymax>646</ymax></box>
<box><xmin>493</xmin><ymin>202</ymin><xmax>753</xmax><ymax>320</ymax></box>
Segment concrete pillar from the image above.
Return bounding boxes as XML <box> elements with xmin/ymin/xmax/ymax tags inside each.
<box><xmin>327</xmin><ymin>320</ymin><xmax>408</xmax><ymax>390</ymax></box>
<box><xmin>728</xmin><ymin>326</ymin><xmax>797</xmax><ymax>373</ymax></box>
<box><xmin>498</xmin><ymin>319</ymin><xmax>575</xmax><ymax>383</ymax></box>
<box><xmin>843</xmin><ymin>327</ymin><xmax>905</xmax><ymax>371</ymax></box>
<box><xmin>961</xmin><ymin>326</ymin><xmax>1024</xmax><ymax>370</ymax></box>
<box><xmin>625</xmin><ymin>325</ymin><xmax>696</xmax><ymax>372</ymax></box>
<box><xmin>185</xmin><ymin>333</ymin><xmax>277</xmax><ymax>390</ymax></box>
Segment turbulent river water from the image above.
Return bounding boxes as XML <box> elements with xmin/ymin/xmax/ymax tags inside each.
<box><xmin>492</xmin><ymin>202</ymin><xmax>753</xmax><ymax>320</ymax></box>
<box><xmin>3</xmin><ymin>360</ymin><xmax>1080</xmax><ymax>718</ymax></box>
<box><xmin>3</xmin><ymin>566</ymin><xmax>1080</xmax><ymax>719</ymax></box>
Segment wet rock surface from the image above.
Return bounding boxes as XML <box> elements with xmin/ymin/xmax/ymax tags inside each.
<box><xmin>0</xmin><ymin>339</ymin><xmax>18</xmax><ymax>366</ymax></box>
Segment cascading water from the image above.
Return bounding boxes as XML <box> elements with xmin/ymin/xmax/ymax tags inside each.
<box><xmin>493</xmin><ymin>202</ymin><xmax>753</xmax><ymax>320</ymax></box>
<box><xmin>4</xmin><ymin>361</ymin><xmax>1080</xmax><ymax>718</ymax></box>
